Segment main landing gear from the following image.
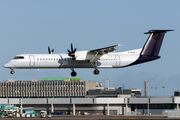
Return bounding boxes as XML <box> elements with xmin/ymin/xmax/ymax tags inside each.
<box><xmin>94</xmin><ymin>69</ymin><xmax>100</xmax><ymax>75</ymax></box>
<box><xmin>91</xmin><ymin>61</ymin><xmax>100</xmax><ymax>75</ymax></box>
<box><xmin>70</xmin><ymin>68</ymin><xmax>99</xmax><ymax>77</ymax></box>
<box><xmin>68</xmin><ymin>44</ymin><xmax>101</xmax><ymax>77</ymax></box>
<box><xmin>70</xmin><ymin>62</ymin><xmax>100</xmax><ymax>77</ymax></box>
<box><xmin>70</xmin><ymin>68</ymin><xmax>77</xmax><ymax>77</ymax></box>
<box><xmin>10</xmin><ymin>68</ymin><xmax>15</xmax><ymax>74</ymax></box>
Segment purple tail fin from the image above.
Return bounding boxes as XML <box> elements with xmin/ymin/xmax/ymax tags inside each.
<box><xmin>141</xmin><ymin>30</ymin><xmax>173</xmax><ymax>56</ymax></box>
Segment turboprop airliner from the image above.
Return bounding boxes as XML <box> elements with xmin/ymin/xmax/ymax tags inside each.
<box><xmin>4</xmin><ymin>30</ymin><xmax>173</xmax><ymax>77</ymax></box>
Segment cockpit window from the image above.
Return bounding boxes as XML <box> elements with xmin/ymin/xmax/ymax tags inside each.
<box><xmin>13</xmin><ymin>56</ymin><xmax>24</xmax><ymax>59</ymax></box>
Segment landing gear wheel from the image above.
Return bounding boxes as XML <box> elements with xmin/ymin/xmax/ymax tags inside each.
<box><xmin>71</xmin><ymin>71</ymin><xmax>77</xmax><ymax>77</ymax></box>
<box><xmin>10</xmin><ymin>70</ymin><xmax>15</xmax><ymax>74</ymax></box>
<box><xmin>94</xmin><ymin>69</ymin><xmax>100</xmax><ymax>75</ymax></box>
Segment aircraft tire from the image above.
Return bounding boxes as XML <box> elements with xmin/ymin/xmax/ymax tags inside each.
<box><xmin>94</xmin><ymin>69</ymin><xmax>100</xmax><ymax>75</ymax></box>
<box><xmin>71</xmin><ymin>71</ymin><xmax>77</xmax><ymax>77</ymax></box>
<box><xmin>10</xmin><ymin>71</ymin><xmax>15</xmax><ymax>74</ymax></box>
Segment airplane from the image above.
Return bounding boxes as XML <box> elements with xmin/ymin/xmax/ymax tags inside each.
<box><xmin>4</xmin><ymin>30</ymin><xmax>173</xmax><ymax>77</ymax></box>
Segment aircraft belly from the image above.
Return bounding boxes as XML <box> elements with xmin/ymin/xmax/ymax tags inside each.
<box><xmin>62</xmin><ymin>61</ymin><xmax>92</xmax><ymax>68</ymax></box>
<box><xmin>62</xmin><ymin>61</ymin><xmax>114</xmax><ymax>68</ymax></box>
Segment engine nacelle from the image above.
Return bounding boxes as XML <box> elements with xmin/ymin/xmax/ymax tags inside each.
<box><xmin>75</xmin><ymin>51</ymin><xmax>101</xmax><ymax>61</ymax></box>
<box><xmin>75</xmin><ymin>51</ymin><xmax>90</xmax><ymax>60</ymax></box>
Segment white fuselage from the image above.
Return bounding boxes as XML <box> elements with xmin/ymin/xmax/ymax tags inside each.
<box><xmin>4</xmin><ymin>49</ymin><xmax>142</xmax><ymax>69</ymax></box>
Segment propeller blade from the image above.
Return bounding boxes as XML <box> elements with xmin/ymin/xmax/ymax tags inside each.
<box><xmin>48</xmin><ymin>46</ymin><xmax>50</xmax><ymax>54</ymax></box>
<box><xmin>48</xmin><ymin>46</ymin><xmax>54</xmax><ymax>54</ymax></box>
<box><xmin>73</xmin><ymin>48</ymin><xmax>77</xmax><ymax>53</ymax></box>
<box><xmin>67</xmin><ymin>49</ymin><xmax>71</xmax><ymax>53</ymax></box>
<box><xmin>67</xmin><ymin>43</ymin><xmax>77</xmax><ymax>58</ymax></box>
<box><xmin>71</xmin><ymin>43</ymin><xmax>73</xmax><ymax>52</ymax></box>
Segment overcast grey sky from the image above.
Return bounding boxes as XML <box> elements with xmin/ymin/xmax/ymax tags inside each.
<box><xmin>0</xmin><ymin>0</ymin><xmax>179</xmax><ymax>96</ymax></box>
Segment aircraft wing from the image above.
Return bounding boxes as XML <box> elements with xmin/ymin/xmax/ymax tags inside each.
<box><xmin>88</xmin><ymin>44</ymin><xmax>121</xmax><ymax>55</ymax></box>
<box><xmin>75</xmin><ymin>44</ymin><xmax>121</xmax><ymax>62</ymax></box>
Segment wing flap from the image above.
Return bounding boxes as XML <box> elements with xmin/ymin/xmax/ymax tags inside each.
<box><xmin>89</xmin><ymin>44</ymin><xmax>121</xmax><ymax>55</ymax></box>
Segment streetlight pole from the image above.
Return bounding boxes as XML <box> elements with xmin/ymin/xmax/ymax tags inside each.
<box><xmin>148</xmin><ymin>96</ymin><xmax>149</xmax><ymax>116</ymax></box>
<box><xmin>145</xmin><ymin>76</ymin><xmax>158</xmax><ymax>116</ymax></box>
<box><xmin>151</xmin><ymin>87</ymin><xmax>153</xmax><ymax>97</ymax></box>
<box><xmin>163</xmin><ymin>86</ymin><xmax>165</xmax><ymax>97</ymax></box>
<box><xmin>155</xmin><ymin>87</ymin><xmax>157</xmax><ymax>97</ymax></box>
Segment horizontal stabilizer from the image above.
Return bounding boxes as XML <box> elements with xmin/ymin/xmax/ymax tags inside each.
<box><xmin>144</xmin><ymin>30</ymin><xmax>173</xmax><ymax>34</ymax></box>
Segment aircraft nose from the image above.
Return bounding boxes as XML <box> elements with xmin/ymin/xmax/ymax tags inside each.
<box><xmin>3</xmin><ymin>62</ymin><xmax>11</xmax><ymax>68</ymax></box>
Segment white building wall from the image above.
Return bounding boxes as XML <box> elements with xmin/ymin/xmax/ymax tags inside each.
<box><xmin>94</xmin><ymin>98</ymin><xmax>124</xmax><ymax>104</ymax></box>
<box><xmin>0</xmin><ymin>98</ymin><xmax>8</xmax><ymax>104</ymax></box>
<box><xmin>129</xmin><ymin>98</ymin><xmax>148</xmax><ymax>104</ymax></box>
<box><xmin>22</xmin><ymin>98</ymin><xmax>47</xmax><ymax>104</ymax></box>
<box><xmin>72</xmin><ymin>98</ymin><xmax>93</xmax><ymax>104</ymax></box>
<box><xmin>48</xmin><ymin>98</ymin><xmax>70</xmax><ymax>104</ymax></box>
<box><xmin>174</xmin><ymin>97</ymin><xmax>180</xmax><ymax>103</ymax></box>
<box><xmin>150</xmin><ymin>98</ymin><xmax>172</xmax><ymax>103</ymax></box>
<box><xmin>9</xmin><ymin>98</ymin><xmax>19</xmax><ymax>104</ymax></box>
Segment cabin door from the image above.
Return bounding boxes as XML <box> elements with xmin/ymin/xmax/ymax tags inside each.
<box><xmin>115</xmin><ymin>55</ymin><xmax>120</xmax><ymax>66</ymax></box>
<box><xmin>29</xmin><ymin>55</ymin><xmax>35</xmax><ymax>66</ymax></box>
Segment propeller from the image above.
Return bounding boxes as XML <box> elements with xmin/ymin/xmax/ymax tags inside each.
<box><xmin>48</xmin><ymin>46</ymin><xmax>54</xmax><ymax>54</ymax></box>
<box><xmin>67</xmin><ymin>43</ymin><xmax>77</xmax><ymax>58</ymax></box>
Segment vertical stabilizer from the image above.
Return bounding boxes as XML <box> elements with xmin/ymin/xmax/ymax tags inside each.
<box><xmin>141</xmin><ymin>30</ymin><xmax>173</xmax><ymax>56</ymax></box>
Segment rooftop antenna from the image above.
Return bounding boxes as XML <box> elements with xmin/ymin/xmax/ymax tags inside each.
<box><xmin>105</xmin><ymin>79</ymin><xmax>109</xmax><ymax>89</ymax></box>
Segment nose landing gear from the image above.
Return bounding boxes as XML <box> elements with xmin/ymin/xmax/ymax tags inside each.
<box><xmin>10</xmin><ymin>68</ymin><xmax>15</xmax><ymax>74</ymax></box>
